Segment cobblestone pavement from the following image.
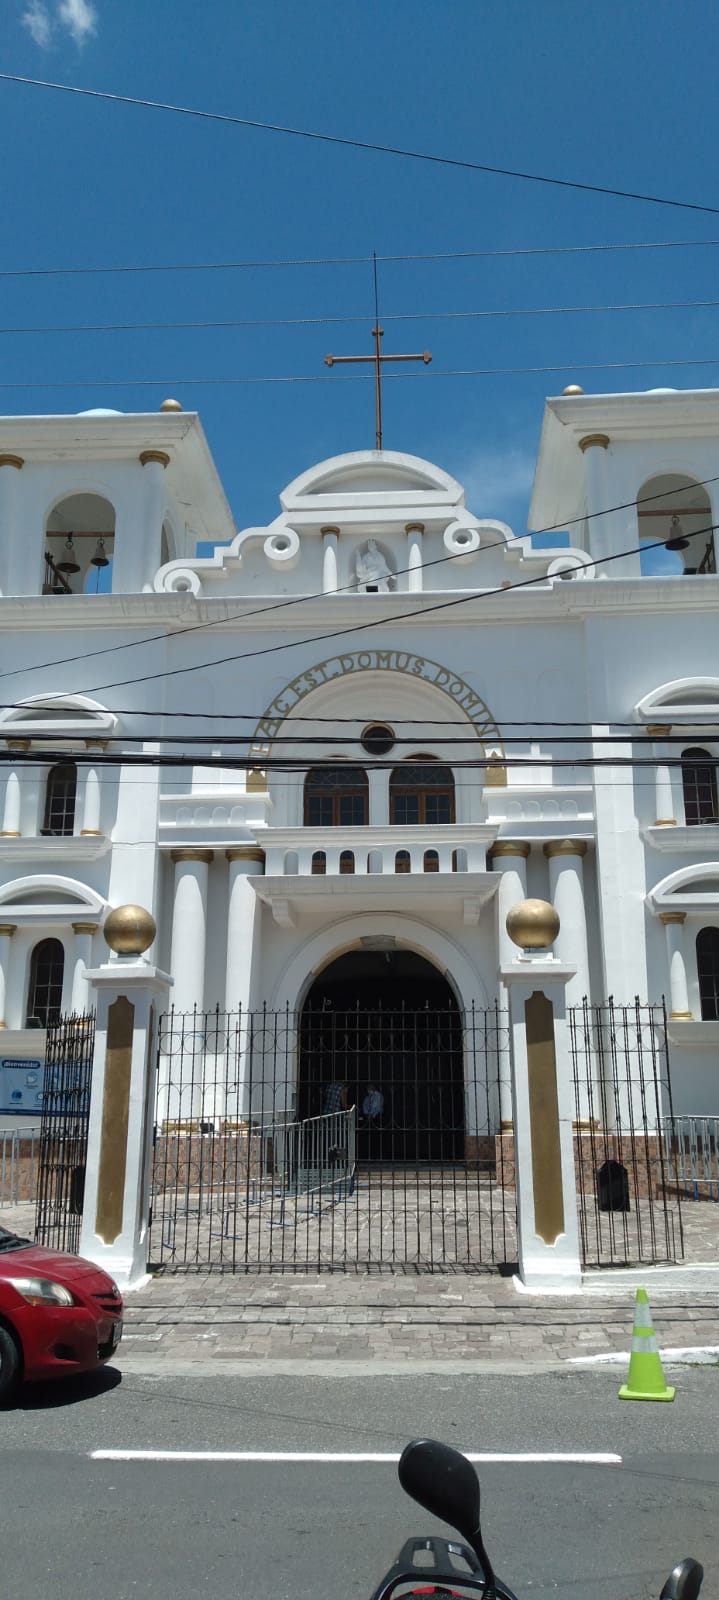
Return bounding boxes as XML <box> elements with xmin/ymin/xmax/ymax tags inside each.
<box><xmin>3</xmin><ymin>1198</ymin><xmax>717</xmax><ymax>1367</ymax></box>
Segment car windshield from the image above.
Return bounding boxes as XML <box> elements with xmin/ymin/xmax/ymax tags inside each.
<box><xmin>0</xmin><ymin>1226</ymin><xmax>31</xmax><ymax>1253</ymax></box>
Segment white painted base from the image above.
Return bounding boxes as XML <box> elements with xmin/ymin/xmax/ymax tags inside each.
<box><xmin>513</xmin><ymin>1267</ymin><xmax>583</xmax><ymax>1296</ymax></box>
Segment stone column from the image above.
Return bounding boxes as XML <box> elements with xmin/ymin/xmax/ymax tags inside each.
<box><xmin>1</xmin><ymin>769</ymin><xmax>21</xmax><ymax>836</ymax></box>
<box><xmin>489</xmin><ymin>841</ymin><xmax>529</xmax><ymax>1129</ymax></box>
<box><xmin>647</xmin><ymin>724</ymin><xmax>676</xmax><ymax>825</ymax></box>
<box><xmin>544</xmin><ymin>841</ymin><xmax>591</xmax><ymax>1004</ymax></box>
<box><xmin>502</xmin><ymin>898</ymin><xmax>581</xmax><ymax>1292</ymax></box>
<box><xmin>70</xmin><ymin>922</ymin><xmax>99</xmax><ymax>1014</ymax></box>
<box><xmin>139</xmin><ymin>449</ymin><xmax>170</xmax><ymax>590</ymax></box>
<box><xmin>0</xmin><ymin>924</ymin><xmax>16</xmax><ymax>1027</ymax></box>
<box><xmin>405</xmin><ymin>521</ymin><xmax>424</xmax><ymax>593</ymax></box>
<box><xmin>80</xmin><ymin>906</ymin><xmax>172</xmax><ymax>1289</ymax></box>
<box><xmin>0</xmin><ymin>454</ymin><xmax>23</xmax><ymax>595</ymax></box>
<box><xmin>224</xmin><ymin>847</ymin><xmax>264</xmax><ymax>1121</ymax></box>
<box><xmin>660</xmin><ymin>911</ymin><xmax>692</xmax><ymax>1019</ymax></box>
<box><xmin>79</xmin><ymin>760</ymin><xmax>103</xmax><ymax>835</ymax></box>
<box><xmin>169</xmin><ymin>848</ymin><xmax>213</xmax><ymax>1015</ymax></box>
<box><xmin>321</xmin><ymin>526</ymin><xmax>339</xmax><ymax>594</ymax></box>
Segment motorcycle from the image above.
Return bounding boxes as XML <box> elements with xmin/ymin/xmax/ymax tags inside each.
<box><xmin>369</xmin><ymin>1438</ymin><xmax>704</xmax><ymax>1600</ymax></box>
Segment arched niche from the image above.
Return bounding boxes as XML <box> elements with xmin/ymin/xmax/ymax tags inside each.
<box><xmin>637</xmin><ymin>473</ymin><xmax>715</xmax><ymax>577</ymax></box>
<box><xmin>44</xmin><ymin>492</ymin><xmax>115</xmax><ymax>596</ymax></box>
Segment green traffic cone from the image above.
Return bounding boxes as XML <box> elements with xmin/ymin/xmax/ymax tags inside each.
<box><xmin>618</xmin><ymin>1288</ymin><xmax>675</xmax><ymax>1402</ymax></box>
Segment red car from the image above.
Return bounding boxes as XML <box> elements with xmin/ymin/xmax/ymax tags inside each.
<box><xmin>0</xmin><ymin>1224</ymin><xmax>123</xmax><ymax>1402</ymax></box>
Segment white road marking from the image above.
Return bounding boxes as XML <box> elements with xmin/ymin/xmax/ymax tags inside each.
<box><xmin>91</xmin><ymin>1450</ymin><xmax>622</xmax><ymax>1464</ymax></box>
<box><xmin>568</xmin><ymin>1345</ymin><xmax>719</xmax><ymax>1366</ymax></box>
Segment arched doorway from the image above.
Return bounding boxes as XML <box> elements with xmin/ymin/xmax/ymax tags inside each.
<box><xmin>298</xmin><ymin>949</ymin><xmax>464</xmax><ymax>1163</ymax></box>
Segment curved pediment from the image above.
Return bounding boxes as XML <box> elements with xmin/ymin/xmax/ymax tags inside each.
<box><xmin>636</xmin><ymin>678</ymin><xmax>719</xmax><ymax>725</ymax></box>
<box><xmin>280</xmin><ymin>450</ymin><xmax>464</xmax><ymax>510</ymax></box>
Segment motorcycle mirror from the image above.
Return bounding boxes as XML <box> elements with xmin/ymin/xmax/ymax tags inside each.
<box><xmin>660</xmin><ymin>1560</ymin><xmax>704</xmax><ymax>1600</ymax></box>
<box><xmin>398</xmin><ymin>1439</ymin><xmax>481</xmax><ymax>1543</ymax></box>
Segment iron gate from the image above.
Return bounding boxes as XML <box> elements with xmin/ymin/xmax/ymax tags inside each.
<box><xmin>35</xmin><ymin>1011</ymin><xmax>95</xmax><ymax>1253</ymax></box>
<box><xmin>569</xmin><ymin>998</ymin><xmax>684</xmax><ymax>1267</ymax></box>
<box><xmin>149</xmin><ymin>1003</ymin><xmax>515</xmax><ymax>1272</ymax></box>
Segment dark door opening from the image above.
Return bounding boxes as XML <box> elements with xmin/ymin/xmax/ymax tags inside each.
<box><xmin>298</xmin><ymin>949</ymin><xmax>464</xmax><ymax>1164</ymax></box>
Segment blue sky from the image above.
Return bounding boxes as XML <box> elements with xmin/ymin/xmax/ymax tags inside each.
<box><xmin>2</xmin><ymin>0</ymin><xmax>718</xmax><ymax>566</ymax></box>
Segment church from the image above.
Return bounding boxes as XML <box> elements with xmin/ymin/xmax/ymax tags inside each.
<box><xmin>0</xmin><ymin>384</ymin><xmax>718</xmax><ymax>1269</ymax></box>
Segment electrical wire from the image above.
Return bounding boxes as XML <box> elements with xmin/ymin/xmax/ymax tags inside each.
<box><xmin>7</xmin><ymin>353</ymin><xmax>719</xmax><ymax>388</ymax></box>
<box><xmin>0</xmin><ymin>749</ymin><xmax>715</xmax><ymax>771</ymax></box>
<box><xmin>51</xmin><ymin>522</ymin><xmax>719</xmax><ymax>702</ymax></box>
<box><xmin>5</xmin><ymin>297</ymin><xmax>719</xmax><ymax>337</ymax></box>
<box><xmin>2</xmin><ymin>237</ymin><xmax>719</xmax><ymax>278</ymax></box>
<box><xmin>3</xmin><ymin>470</ymin><xmax>714</xmax><ymax>690</ymax></box>
<box><xmin>3</xmin><ymin>73</ymin><xmax>719</xmax><ymax>218</ymax></box>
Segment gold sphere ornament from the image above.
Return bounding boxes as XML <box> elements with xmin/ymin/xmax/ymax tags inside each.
<box><xmin>103</xmin><ymin>904</ymin><xmax>156</xmax><ymax>956</ymax></box>
<box><xmin>159</xmin><ymin>397</ymin><xmax>183</xmax><ymax>412</ymax></box>
<box><xmin>562</xmin><ymin>384</ymin><xmax>585</xmax><ymax>396</ymax></box>
<box><xmin>506</xmin><ymin>897</ymin><xmax>560</xmax><ymax>951</ymax></box>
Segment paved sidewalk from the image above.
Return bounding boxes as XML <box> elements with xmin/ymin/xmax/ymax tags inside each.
<box><xmin>121</xmin><ymin>1270</ymin><xmax>719</xmax><ymax>1367</ymax></box>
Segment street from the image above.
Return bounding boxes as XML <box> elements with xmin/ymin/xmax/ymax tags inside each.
<box><xmin>2</xmin><ymin>1366</ymin><xmax>716</xmax><ymax>1600</ymax></box>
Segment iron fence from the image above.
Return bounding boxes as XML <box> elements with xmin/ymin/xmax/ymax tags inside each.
<box><xmin>0</xmin><ymin>1129</ymin><xmax>40</xmax><ymax>1209</ymax></box>
<box><xmin>34</xmin><ymin>1012</ymin><xmax>95</xmax><ymax>1253</ymax></box>
<box><xmin>569</xmin><ymin>998</ymin><xmax>684</xmax><ymax>1267</ymax></box>
<box><xmin>149</xmin><ymin>1002</ymin><xmax>515</xmax><ymax>1272</ymax></box>
<box><xmin>663</xmin><ymin>1116</ymin><xmax>719</xmax><ymax>1201</ymax></box>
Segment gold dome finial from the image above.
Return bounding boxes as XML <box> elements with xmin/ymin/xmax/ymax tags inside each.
<box><xmin>103</xmin><ymin>904</ymin><xmax>156</xmax><ymax>956</ymax></box>
<box><xmin>506</xmin><ymin>898</ymin><xmax>560</xmax><ymax>951</ymax></box>
<box><xmin>562</xmin><ymin>384</ymin><xmax>585</xmax><ymax>396</ymax></box>
<box><xmin>160</xmin><ymin>397</ymin><xmax>183</xmax><ymax>413</ymax></box>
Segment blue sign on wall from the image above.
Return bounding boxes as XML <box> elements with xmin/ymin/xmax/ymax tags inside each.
<box><xmin>0</xmin><ymin>1060</ymin><xmax>45</xmax><ymax>1114</ymax></box>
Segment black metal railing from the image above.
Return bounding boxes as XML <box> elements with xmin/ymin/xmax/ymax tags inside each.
<box><xmin>35</xmin><ymin>1011</ymin><xmax>95</xmax><ymax>1253</ymax></box>
<box><xmin>149</xmin><ymin>1003</ymin><xmax>515</xmax><ymax>1273</ymax></box>
<box><xmin>569</xmin><ymin>997</ymin><xmax>684</xmax><ymax>1267</ymax></box>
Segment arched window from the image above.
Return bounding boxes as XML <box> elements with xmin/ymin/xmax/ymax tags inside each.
<box><xmin>339</xmin><ymin>851</ymin><xmax>355</xmax><ymax>875</ymax></box>
<box><xmin>637</xmin><ymin>474</ymin><xmax>716</xmax><ymax>576</ymax></box>
<box><xmin>42</xmin><ymin>762</ymin><xmax>77</xmax><ymax>836</ymax></box>
<box><xmin>43</xmin><ymin>492</ymin><xmax>116</xmax><ymax>597</ymax></box>
<box><xmin>395</xmin><ymin>850</ymin><xmax>411</xmax><ymax>874</ymax></box>
<box><xmin>26</xmin><ymin>938</ymin><xmax>65</xmax><ymax>1027</ymax></box>
<box><xmin>390</xmin><ymin>764</ymin><xmax>455</xmax><ymax>825</ymax></box>
<box><xmin>311</xmin><ymin>851</ymin><xmax>327</xmax><ymax>876</ymax></box>
<box><xmin>304</xmin><ymin>767</ymin><xmax>368</xmax><ymax>826</ymax></box>
<box><xmin>697</xmin><ymin>927</ymin><xmax>719</xmax><ymax>1020</ymax></box>
<box><xmin>423</xmin><ymin>850</ymin><xmax>440</xmax><ymax>873</ymax></box>
<box><xmin>681</xmin><ymin>748</ymin><xmax>718</xmax><ymax>825</ymax></box>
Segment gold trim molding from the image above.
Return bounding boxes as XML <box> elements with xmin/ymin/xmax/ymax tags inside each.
<box><xmin>72</xmin><ymin>922</ymin><xmax>99</xmax><ymax>935</ymax></box>
<box><xmin>543</xmin><ymin>839</ymin><xmax>588</xmax><ymax>859</ymax></box>
<box><xmin>646</xmin><ymin>724</ymin><xmax>672</xmax><ymax>737</ymax></box>
<box><xmin>226</xmin><ymin>846</ymin><xmax>265</xmax><ymax>864</ymax></box>
<box><xmin>405</xmin><ymin>522</ymin><xmax>425</xmax><ymax>534</ymax></box>
<box><xmin>525</xmin><ymin>989</ymin><xmax>565</xmax><ymax>1246</ymax></box>
<box><xmin>660</xmin><ymin>910</ymin><xmax>686</xmax><ymax>925</ymax></box>
<box><xmin>578</xmin><ymin>433</ymin><xmax>610</xmax><ymax>452</ymax></box>
<box><xmin>0</xmin><ymin>454</ymin><xmax>24</xmax><ymax>470</ymax></box>
<box><xmin>669</xmin><ymin>1010</ymin><xmax>693</xmax><ymax>1020</ymax></box>
<box><xmin>320</xmin><ymin>525</ymin><xmax>340</xmax><ymax>536</ymax></box>
<box><xmin>170</xmin><ymin>848</ymin><xmax>214</xmax><ymax>864</ymax></box>
<box><xmin>0</xmin><ymin>924</ymin><xmax>17</xmax><ymax>936</ymax></box>
<box><xmin>139</xmin><ymin>449</ymin><xmax>170</xmax><ymax>469</ymax></box>
<box><xmin>95</xmin><ymin>995</ymin><xmax>134</xmax><ymax>1245</ymax></box>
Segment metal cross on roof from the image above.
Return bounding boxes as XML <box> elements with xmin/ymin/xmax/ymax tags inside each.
<box><xmin>323</xmin><ymin>253</ymin><xmax>431</xmax><ymax>450</ymax></box>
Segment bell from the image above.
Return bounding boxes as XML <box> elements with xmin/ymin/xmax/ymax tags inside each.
<box><xmin>665</xmin><ymin>515</ymin><xmax>689</xmax><ymax>553</ymax></box>
<box><xmin>90</xmin><ymin>537</ymin><xmax>109</xmax><ymax>569</ymax></box>
<box><xmin>56</xmin><ymin>535</ymin><xmax>80</xmax><ymax>574</ymax></box>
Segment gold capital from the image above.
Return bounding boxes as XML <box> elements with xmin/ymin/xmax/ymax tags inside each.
<box><xmin>578</xmin><ymin>433</ymin><xmax>610</xmax><ymax>452</ymax></box>
<box><xmin>489</xmin><ymin>840</ymin><xmax>530</xmax><ymax>859</ymax></box>
<box><xmin>6</xmin><ymin>739</ymin><xmax>30</xmax><ymax>751</ymax></box>
<box><xmin>544</xmin><ymin>839</ymin><xmax>588</xmax><ymax>859</ymax></box>
<box><xmin>0</xmin><ymin>924</ymin><xmax>17</xmax><ymax>936</ymax></box>
<box><xmin>171</xmin><ymin>848</ymin><xmax>214</xmax><ymax>864</ymax></box>
<box><xmin>139</xmin><ymin>449</ymin><xmax>170</xmax><ymax>469</ymax></box>
<box><xmin>226</xmin><ymin>846</ymin><xmax>265</xmax><ymax>864</ymax></box>
<box><xmin>0</xmin><ymin>454</ymin><xmax>24</xmax><ymax>470</ymax></box>
<box><xmin>72</xmin><ymin>922</ymin><xmax>99</xmax><ymax>935</ymax></box>
<box><xmin>660</xmin><ymin>910</ymin><xmax>686</xmax><ymax>925</ymax></box>
<box><xmin>669</xmin><ymin>1010</ymin><xmax>693</xmax><ymax>1020</ymax></box>
<box><xmin>405</xmin><ymin>522</ymin><xmax>425</xmax><ymax>534</ymax></box>
<box><xmin>320</xmin><ymin>525</ymin><xmax>340</xmax><ymax>536</ymax></box>
<box><xmin>646</xmin><ymin>724</ymin><xmax>672</xmax><ymax>737</ymax></box>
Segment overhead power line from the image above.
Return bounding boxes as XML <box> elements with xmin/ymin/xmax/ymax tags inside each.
<box><xmin>0</xmin><ymin>748</ymin><xmax>714</xmax><ymax>772</ymax></box>
<box><xmin>3</xmin><ymin>238</ymin><xmax>719</xmax><ymax>278</ymax></box>
<box><xmin>5</xmin><ymin>297</ymin><xmax>719</xmax><ymax>338</ymax></box>
<box><xmin>2</xmin><ymin>73</ymin><xmax>719</xmax><ymax>218</ymax></box>
<box><xmin>5</xmin><ymin>353</ymin><xmax>719</xmax><ymax>389</ymax></box>
<box><xmin>45</xmin><ymin>524</ymin><xmax>719</xmax><ymax>703</ymax></box>
<box><xmin>3</xmin><ymin>473</ymin><xmax>715</xmax><ymax>692</ymax></box>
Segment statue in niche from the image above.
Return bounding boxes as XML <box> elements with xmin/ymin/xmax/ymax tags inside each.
<box><xmin>355</xmin><ymin>539</ymin><xmax>393</xmax><ymax>593</ymax></box>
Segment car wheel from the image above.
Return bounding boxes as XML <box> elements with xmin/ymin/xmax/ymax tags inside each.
<box><xmin>0</xmin><ymin>1323</ymin><xmax>20</xmax><ymax>1404</ymax></box>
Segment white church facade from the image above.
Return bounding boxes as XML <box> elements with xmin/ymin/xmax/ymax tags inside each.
<box><xmin>0</xmin><ymin>384</ymin><xmax>718</xmax><ymax>1146</ymax></box>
